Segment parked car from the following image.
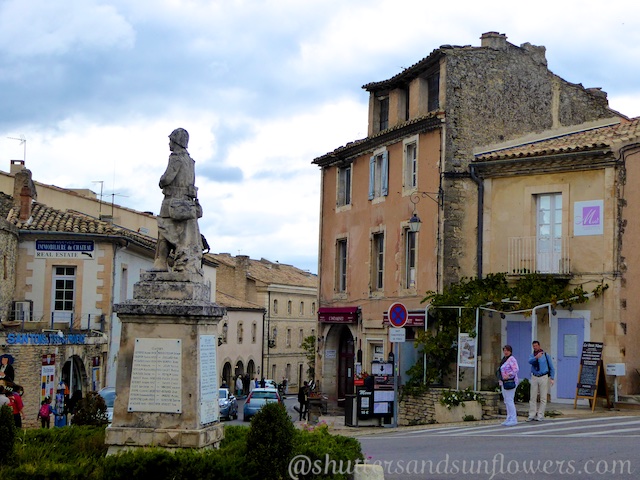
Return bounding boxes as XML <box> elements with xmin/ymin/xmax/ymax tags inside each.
<box><xmin>97</xmin><ymin>386</ymin><xmax>115</xmax><ymax>423</ymax></box>
<box><xmin>243</xmin><ymin>387</ymin><xmax>282</xmax><ymax>421</ymax></box>
<box><xmin>218</xmin><ymin>387</ymin><xmax>238</xmax><ymax>420</ymax></box>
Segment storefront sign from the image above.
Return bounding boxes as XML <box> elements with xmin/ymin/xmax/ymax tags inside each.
<box><xmin>574</xmin><ymin>200</ymin><xmax>603</xmax><ymax>236</ymax></box>
<box><xmin>318</xmin><ymin>307</ymin><xmax>360</xmax><ymax>324</ymax></box>
<box><xmin>7</xmin><ymin>332</ymin><xmax>86</xmax><ymax>345</ymax></box>
<box><xmin>35</xmin><ymin>240</ymin><xmax>95</xmax><ymax>260</ymax></box>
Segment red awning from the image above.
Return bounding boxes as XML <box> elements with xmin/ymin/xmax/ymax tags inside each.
<box><xmin>382</xmin><ymin>310</ymin><xmax>425</xmax><ymax>327</ymax></box>
<box><xmin>318</xmin><ymin>306</ymin><xmax>360</xmax><ymax>324</ymax></box>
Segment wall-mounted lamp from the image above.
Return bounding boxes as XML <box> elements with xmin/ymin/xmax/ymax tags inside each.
<box><xmin>500</xmin><ymin>313</ymin><xmax>506</xmax><ymax>319</ymax></box>
<box><xmin>568</xmin><ymin>305</ymin><xmax>573</xmax><ymax>312</ymax></box>
<box><xmin>551</xmin><ymin>308</ymin><xmax>557</xmax><ymax>316</ymax></box>
<box><xmin>408</xmin><ymin>189</ymin><xmax>443</xmax><ymax>232</ymax></box>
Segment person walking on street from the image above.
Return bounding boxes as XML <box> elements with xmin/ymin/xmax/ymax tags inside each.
<box><xmin>235</xmin><ymin>375</ymin><xmax>243</xmax><ymax>397</ymax></box>
<box><xmin>298</xmin><ymin>381</ymin><xmax>309</xmax><ymax>421</ymax></box>
<box><xmin>527</xmin><ymin>340</ymin><xmax>555</xmax><ymax>422</ymax></box>
<box><xmin>498</xmin><ymin>345</ymin><xmax>519</xmax><ymax>427</ymax></box>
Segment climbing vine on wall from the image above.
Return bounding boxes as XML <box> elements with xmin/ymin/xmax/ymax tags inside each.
<box><xmin>403</xmin><ymin>273</ymin><xmax>607</xmax><ymax>396</ymax></box>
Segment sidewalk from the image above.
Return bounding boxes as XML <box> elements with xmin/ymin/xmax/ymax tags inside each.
<box><xmin>297</xmin><ymin>401</ymin><xmax>638</xmax><ymax>437</ymax></box>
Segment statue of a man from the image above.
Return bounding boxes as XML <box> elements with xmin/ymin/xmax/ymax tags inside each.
<box><xmin>151</xmin><ymin>128</ymin><xmax>203</xmax><ymax>274</ymax></box>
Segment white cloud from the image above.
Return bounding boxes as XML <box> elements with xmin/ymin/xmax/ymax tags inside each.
<box><xmin>0</xmin><ymin>0</ymin><xmax>135</xmax><ymax>57</ymax></box>
<box><xmin>1</xmin><ymin>0</ymin><xmax>640</xmax><ymax>274</ymax></box>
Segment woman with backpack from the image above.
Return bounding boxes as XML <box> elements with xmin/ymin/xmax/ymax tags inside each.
<box><xmin>37</xmin><ymin>397</ymin><xmax>53</xmax><ymax>428</ymax></box>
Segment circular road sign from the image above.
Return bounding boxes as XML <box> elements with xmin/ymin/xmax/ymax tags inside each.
<box><xmin>388</xmin><ymin>302</ymin><xmax>408</xmax><ymax>328</ymax></box>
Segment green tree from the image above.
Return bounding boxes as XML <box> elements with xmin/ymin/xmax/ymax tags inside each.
<box><xmin>301</xmin><ymin>335</ymin><xmax>316</xmax><ymax>380</ymax></box>
<box><xmin>404</xmin><ymin>273</ymin><xmax>607</xmax><ymax>394</ymax></box>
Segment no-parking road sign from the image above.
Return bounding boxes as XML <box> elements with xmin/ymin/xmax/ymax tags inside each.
<box><xmin>388</xmin><ymin>302</ymin><xmax>408</xmax><ymax>328</ymax></box>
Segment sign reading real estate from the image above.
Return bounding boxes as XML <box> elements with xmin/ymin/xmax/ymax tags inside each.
<box><xmin>574</xmin><ymin>200</ymin><xmax>604</xmax><ymax>236</ymax></box>
<box><xmin>35</xmin><ymin>240</ymin><xmax>95</xmax><ymax>260</ymax></box>
<box><xmin>128</xmin><ymin>338</ymin><xmax>182</xmax><ymax>413</ymax></box>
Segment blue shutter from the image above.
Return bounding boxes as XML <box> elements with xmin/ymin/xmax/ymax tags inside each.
<box><xmin>369</xmin><ymin>156</ymin><xmax>375</xmax><ymax>200</ymax></box>
<box><xmin>381</xmin><ymin>150</ymin><xmax>389</xmax><ymax>196</ymax></box>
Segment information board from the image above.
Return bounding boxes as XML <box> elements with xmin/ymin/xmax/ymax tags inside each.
<box><xmin>128</xmin><ymin>338</ymin><xmax>182</xmax><ymax>413</ymax></box>
<box><xmin>574</xmin><ymin>342</ymin><xmax>610</xmax><ymax>411</ymax></box>
<box><xmin>199</xmin><ymin>335</ymin><xmax>218</xmax><ymax>425</ymax></box>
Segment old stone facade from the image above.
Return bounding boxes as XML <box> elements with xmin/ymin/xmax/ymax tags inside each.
<box><xmin>313</xmin><ymin>31</ymin><xmax>623</xmax><ymax>405</ymax></box>
<box><xmin>473</xmin><ymin>118</ymin><xmax>640</xmax><ymax>396</ymax></box>
<box><xmin>211</xmin><ymin>253</ymin><xmax>317</xmax><ymax>394</ymax></box>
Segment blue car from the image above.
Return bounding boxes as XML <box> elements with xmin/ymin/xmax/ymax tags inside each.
<box><xmin>243</xmin><ymin>388</ymin><xmax>282</xmax><ymax>421</ymax></box>
<box><xmin>218</xmin><ymin>388</ymin><xmax>238</xmax><ymax>420</ymax></box>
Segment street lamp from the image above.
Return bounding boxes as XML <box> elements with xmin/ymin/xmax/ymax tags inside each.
<box><xmin>408</xmin><ymin>189</ymin><xmax>443</xmax><ymax>231</ymax></box>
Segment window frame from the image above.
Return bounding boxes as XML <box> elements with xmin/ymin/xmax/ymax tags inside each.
<box><xmin>371</xmin><ymin>232</ymin><xmax>385</xmax><ymax>291</ymax></box>
<box><xmin>405</xmin><ymin>228</ymin><xmax>417</xmax><ymax>289</ymax></box>
<box><xmin>369</xmin><ymin>148</ymin><xmax>389</xmax><ymax>200</ymax></box>
<box><xmin>337</xmin><ymin>164</ymin><xmax>352</xmax><ymax>207</ymax></box>
<box><xmin>403</xmin><ymin>136</ymin><xmax>418</xmax><ymax>191</ymax></box>
<box><xmin>336</xmin><ymin>238</ymin><xmax>348</xmax><ymax>293</ymax></box>
<box><xmin>52</xmin><ymin>266</ymin><xmax>76</xmax><ymax>322</ymax></box>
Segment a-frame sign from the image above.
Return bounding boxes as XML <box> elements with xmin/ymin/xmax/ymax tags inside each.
<box><xmin>574</xmin><ymin>342</ymin><xmax>612</xmax><ymax>411</ymax></box>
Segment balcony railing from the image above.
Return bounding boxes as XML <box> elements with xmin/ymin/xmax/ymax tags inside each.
<box><xmin>507</xmin><ymin>236</ymin><xmax>570</xmax><ymax>275</ymax></box>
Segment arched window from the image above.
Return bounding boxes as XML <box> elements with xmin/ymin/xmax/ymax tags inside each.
<box><xmin>273</xmin><ymin>299</ymin><xmax>278</xmax><ymax>314</ymax></box>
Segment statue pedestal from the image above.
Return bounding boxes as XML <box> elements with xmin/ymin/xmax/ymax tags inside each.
<box><xmin>105</xmin><ymin>272</ymin><xmax>226</xmax><ymax>454</ymax></box>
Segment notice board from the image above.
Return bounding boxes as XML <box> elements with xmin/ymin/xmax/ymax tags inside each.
<box><xmin>574</xmin><ymin>342</ymin><xmax>610</xmax><ymax>411</ymax></box>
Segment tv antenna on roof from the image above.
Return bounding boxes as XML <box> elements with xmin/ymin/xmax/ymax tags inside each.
<box><xmin>7</xmin><ymin>135</ymin><xmax>26</xmax><ymax>162</ymax></box>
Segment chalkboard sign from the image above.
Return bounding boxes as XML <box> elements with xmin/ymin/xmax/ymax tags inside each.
<box><xmin>574</xmin><ymin>342</ymin><xmax>610</xmax><ymax>411</ymax></box>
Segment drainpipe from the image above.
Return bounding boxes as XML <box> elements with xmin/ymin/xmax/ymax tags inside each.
<box><xmin>469</xmin><ymin>164</ymin><xmax>483</xmax><ymax>278</ymax></box>
<box><xmin>469</xmin><ymin>165</ymin><xmax>484</xmax><ymax>377</ymax></box>
<box><xmin>423</xmin><ymin>303</ymin><xmax>431</xmax><ymax>384</ymax></box>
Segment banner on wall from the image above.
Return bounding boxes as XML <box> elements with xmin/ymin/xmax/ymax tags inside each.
<box><xmin>458</xmin><ymin>333</ymin><xmax>476</xmax><ymax>368</ymax></box>
<box><xmin>41</xmin><ymin>354</ymin><xmax>56</xmax><ymax>402</ymax></box>
<box><xmin>574</xmin><ymin>200</ymin><xmax>604</xmax><ymax>236</ymax></box>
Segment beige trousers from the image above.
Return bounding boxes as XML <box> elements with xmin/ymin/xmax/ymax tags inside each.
<box><xmin>529</xmin><ymin>374</ymin><xmax>549</xmax><ymax>420</ymax></box>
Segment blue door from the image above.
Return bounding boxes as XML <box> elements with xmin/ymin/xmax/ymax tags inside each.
<box><xmin>557</xmin><ymin>318</ymin><xmax>584</xmax><ymax>399</ymax></box>
<box><xmin>506</xmin><ymin>321</ymin><xmax>532</xmax><ymax>381</ymax></box>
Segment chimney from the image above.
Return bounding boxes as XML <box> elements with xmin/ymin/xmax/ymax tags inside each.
<box><xmin>13</xmin><ymin>168</ymin><xmax>37</xmax><ymax>221</ymax></box>
<box><xmin>10</xmin><ymin>160</ymin><xmax>25</xmax><ymax>175</ymax></box>
<box><xmin>480</xmin><ymin>32</ymin><xmax>508</xmax><ymax>50</ymax></box>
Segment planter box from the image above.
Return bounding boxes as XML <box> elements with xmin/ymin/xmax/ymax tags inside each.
<box><xmin>434</xmin><ymin>401</ymin><xmax>483</xmax><ymax>423</ymax></box>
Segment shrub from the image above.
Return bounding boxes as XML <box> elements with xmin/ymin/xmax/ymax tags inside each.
<box><xmin>293</xmin><ymin>424</ymin><xmax>364</xmax><ymax>480</ymax></box>
<box><xmin>71</xmin><ymin>392</ymin><xmax>109</xmax><ymax>426</ymax></box>
<box><xmin>439</xmin><ymin>387</ymin><xmax>485</xmax><ymax>410</ymax></box>
<box><xmin>245</xmin><ymin>402</ymin><xmax>296</xmax><ymax>480</ymax></box>
<box><xmin>515</xmin><ymin>378</ymin><xmax>531</xmax><ymax>403</ymax></box>
<box><xmin>0</xmin><ymin>404</ymin><xmax>16</xmax><ymax>465</ymax></box>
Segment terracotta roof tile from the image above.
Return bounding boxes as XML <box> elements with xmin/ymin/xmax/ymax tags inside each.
<box><xmin>1</xmin><ymin>197</ymin><xmax>156</xmax><ymax>250</ymax></box>
<box><xmin>476</xmin><ymin>117</ymin><xmax>640</xmax><ymax>161</ymax></box>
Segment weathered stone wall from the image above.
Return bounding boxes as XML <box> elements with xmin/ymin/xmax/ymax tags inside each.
<box><xmin>0</xmin><ymin>340</ymin><xmax>106</xmax><ymax>429</ymax></box>
<box><xmin>440</xmin><ymin>42</ymin><xmax>616</xmax><ymax>285</ymax></box>
<box><xmin>398</xmin><ymin>388</ymin><xmax>501</xmax><ymax>426</ymax></box>
<box><xmin>0</xmin><ymin>219</ymin><xmax>18</xmax><ymax>322</ymax></box>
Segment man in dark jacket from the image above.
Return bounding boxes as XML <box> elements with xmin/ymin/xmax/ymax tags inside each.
<box><xmin>297</xmin><ymin>381</ymin><xmax>309</xmax><ymax>421</ymax></box>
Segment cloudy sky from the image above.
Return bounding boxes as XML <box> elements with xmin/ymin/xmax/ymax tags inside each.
<box><xmin>1</xmin><ymin>0</ymin><xmax>639</xmax><ymax>274</ymax></box>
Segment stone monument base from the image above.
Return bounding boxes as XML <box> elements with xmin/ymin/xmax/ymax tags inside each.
<box><xmin>106</xmin><ymin>423</ymin><xmax>224</xmax><ymax>455</ymax></box>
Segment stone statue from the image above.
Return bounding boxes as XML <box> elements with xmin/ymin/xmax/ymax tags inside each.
<box><xmin>151</xmin><ymin>128</ymin><xmax>203</xmax><ymax>274</ymax></box>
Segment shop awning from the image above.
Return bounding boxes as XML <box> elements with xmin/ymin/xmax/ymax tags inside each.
<box><xmin>318</xmin><ymin>306</ymin><xmax>360</xmax><ymax>324</ymax></box>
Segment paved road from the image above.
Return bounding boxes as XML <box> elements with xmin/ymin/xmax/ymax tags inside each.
<box><xmin>358</xmin><ymin>416</ymin><xmax>640</xmax><ymax>479</ymax></box>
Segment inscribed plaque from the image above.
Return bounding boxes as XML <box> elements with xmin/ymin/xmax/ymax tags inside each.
<box><xmin>199</xmin><ymin>334</ymin><xmax>219</xmax><ymax>424</ymax></box>
<box><xmin>128</xmin><ymin>338</ymin><xmax>182</xmax><ymax>413</ymax></box>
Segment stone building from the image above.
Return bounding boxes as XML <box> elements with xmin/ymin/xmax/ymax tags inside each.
<box><xmin>473</xmin><ymin>117</ymin><xmax>640</xmax><ymax>398</ymax></box>
<box><xmin>0</xmin><ymin>164</ymin><xmax>220</xmax><ymax>426</ymax></box>
<box><xmin>211</xmin><ymin>253</ymin><xmax>317</xmax><ymax>393</ymax></box>
<box><xmin>312</xmin><ymin>32</ymin><xmax>624</xmax><ymax>405</ymax></box>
